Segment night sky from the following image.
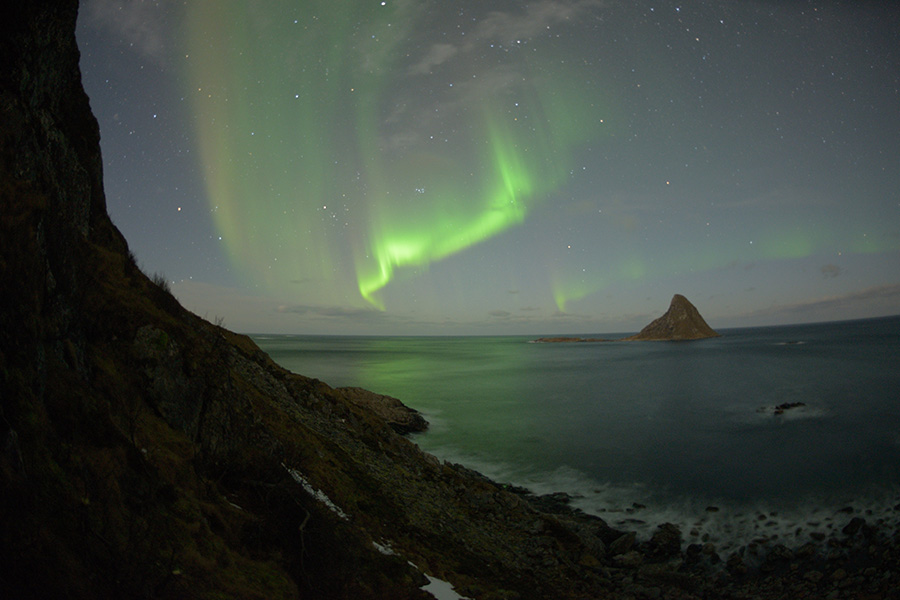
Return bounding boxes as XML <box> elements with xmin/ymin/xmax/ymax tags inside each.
<box><xmin>76</xmin><ymin>1</ymin><xmax>900</xmax><ymax>335</ymax></box>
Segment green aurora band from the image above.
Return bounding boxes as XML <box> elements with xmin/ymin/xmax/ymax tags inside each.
<box><xmin>182</xmin><ymin>1</ymin><xmax>603</xmax><ymax>310</ymax></box>
<box><xmin>181</xmin><ymin>2</ymin><xmax>898</xmax><ymax>317</ymax></box>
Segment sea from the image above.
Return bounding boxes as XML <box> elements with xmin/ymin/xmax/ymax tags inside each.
<box><xmin>253</xmin><ymin>315</ymin><xmax>900</xmax><ymax>554</ymax></box>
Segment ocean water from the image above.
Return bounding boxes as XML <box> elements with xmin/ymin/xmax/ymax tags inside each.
<box><xmin>254</xmin><ymin>316</ymin><xmax>900</xmax><ymax>551</ymax></box>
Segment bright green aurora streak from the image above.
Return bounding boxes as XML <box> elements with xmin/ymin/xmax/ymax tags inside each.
<box><xmin>182</xmin><ymin>1</ymin><xmax>602</xmax><ymax>310</ymax></box>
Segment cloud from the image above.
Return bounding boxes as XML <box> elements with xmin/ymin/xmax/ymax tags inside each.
<box><xmin>172</xmin><ymin>279</ymin><xmax>651</xmax><ymax>335</ymax></box>
<box><xmin>83</xmin><ymin>0</ymin><xmax>169</xmax><ymax>62</ymax></box>
<box><xmin>171</xmin><ymin>280</ymin><xmax>414</xmax><ymax>334</ymax></box>
<box><xmin>552</xmin><ymin>310</ymin><xmax>589</xmax><ymax>319</ymax></box>
<box><xmin>276</xmin><ymin>304</ymin><xmax>400</xmax><ymax>322</ymax></box>
<box><xmin>475</xmin><ymin>0</ymin><xmax>604</xmax><ymax>43</ymax></box>
<box><xmin>741</xmin><ymin>284</ymin><xmax>900</xmax><ymax>323</ymax></box>
<box><xmin>409</xmin><ymin>43</ymin><xmax>459</xmax><ymax>75</ymax></box>
<box><xmin>711</xmin><ymin>185</ymin><xmax>837</xmax><ymax>211</ymax></box>
<box><xmin>821</xmin><ymin>264</ymin><xmax>842</xmax><ymax>278</ymax></box>
<box><xmin>385</xmin><ymin>0</ymin><xmax>605</xmax><ymax>152</ymax></box>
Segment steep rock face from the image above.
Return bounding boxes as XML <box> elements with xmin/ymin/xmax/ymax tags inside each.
<box><xmin>623</xmin><ymin>294</ymin><xmax>720</xmax><ymax>341</ymax></box>
<box><xmin>1</xmin><ymin>0</ymin><xmax>124</xmax><ymax>357</ymax></box>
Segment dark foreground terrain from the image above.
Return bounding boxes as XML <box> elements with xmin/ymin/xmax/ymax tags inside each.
<box><xmin>2</xmin><ymin>3</ymin><xmax>899</xmax><ymax>599</ymax></box>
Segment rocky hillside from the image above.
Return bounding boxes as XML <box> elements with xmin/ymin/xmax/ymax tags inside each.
<box><xmin>622</xmin><ymin>294</ymin><xmax>720</xmax><ymax>341</ymax></box>
<box><xmin>3</xmin><ymin>3</ymin><xmax>899</xmax><ymax>600</ymax></box>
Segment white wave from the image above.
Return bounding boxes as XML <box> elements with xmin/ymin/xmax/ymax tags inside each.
<box><xmin>411</xmin><ymin>453</ymin><xmax>900</xmax><ymax>559</ymax></box>
<box><xmin>755</xmin><ymin>403</ymin><xmax>826</xmax><ymax>420</ymax></box>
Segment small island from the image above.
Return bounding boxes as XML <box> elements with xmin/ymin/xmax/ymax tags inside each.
<box><xmin>535</xmin><ymin>294</ymin><xmax>720</xmax><ymax>343</ymax></box>
<box><xmin>532</xmin><ymin>336</ymin><xmax>612</xmax><ymax>343</ymax></box>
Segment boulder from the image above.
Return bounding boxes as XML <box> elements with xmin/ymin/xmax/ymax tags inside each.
<box><xmin>645</xmin><ymin>523</ymin><xmax>683</xmax><ymax>560</ymax></box>
<box><xmin>609</xmin><ymin>531</ymin><xmax>637</xmax><ymax>556</ymax></box>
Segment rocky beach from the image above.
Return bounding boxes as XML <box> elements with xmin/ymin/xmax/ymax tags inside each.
<box><xmin>2</xmin><ymin>3</ymin><xmax>899</xmax><ymax>599</ymax></box>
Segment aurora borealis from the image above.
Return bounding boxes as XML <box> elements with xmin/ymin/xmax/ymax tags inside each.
<box><xmin>181</xmin><ymin>0</ymin><xmax>604</xmax><ymax>311</ymax></box>
<box><xmin>77</xmin><ymin>1</ymin><xmax>900</xmax><ymax>334</ymax></box>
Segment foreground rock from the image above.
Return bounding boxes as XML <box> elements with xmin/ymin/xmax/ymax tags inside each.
<box><xmin>622</xmin><ymin>294</ymin><xmax>720</xmax><ymax>341</ymax></box>
<box><xmin>757</xmin><ymin>401</ymin><xmax>808</xmax><ymax>416</ymax></box>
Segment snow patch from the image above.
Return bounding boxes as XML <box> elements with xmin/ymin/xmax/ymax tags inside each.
<box><xmin>282</xmin><ymin>464</ymin><xmax>349</xmax><ymax>520</ymax></box>
<box><xmin>420</xmin><ymin>572</ymin><xmax>472</xmax><ymax>600</ymax></box>
<box><xmin>282</xmin><ymin>464</ymin><xmax>471</xmax><ymax>598</ymax></box>
<box><xmin>372</xmin><ymin>540</ymin><xmax>397</xmax><ymax>556</ymax></box>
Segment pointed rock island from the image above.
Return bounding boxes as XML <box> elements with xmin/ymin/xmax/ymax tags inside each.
<box><xmin>534</xmin><ymin>294</ymin><xmax>720</xmax><ymax>343</ymax></box>
<box><xmin>621</xmin><ymin>293</ymin><xmax>720</xmax><ymax>341</ymax></box>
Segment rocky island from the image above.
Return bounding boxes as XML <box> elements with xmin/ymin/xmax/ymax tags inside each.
<box><xmin>536</xmin><ymin>294</ymin><xmax>720</xmax><ymax>343</ymax></box>
<box><xmin>2</xmin><ymin>4</ymin><xmax>898</xmax><ymax>599</ymax></box>
<box><xmin>532</xmin><ymin>336</ymin><xmax>612</xmax><ymax>343</ymax></box>
<box><xmin>621</xmin><ymin>294</ymin><xmax>720</xmax><ymax>341</ymax></box>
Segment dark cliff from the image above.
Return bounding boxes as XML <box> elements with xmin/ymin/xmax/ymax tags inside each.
<box><xmin>622</xmin><ymin>294</ymin><xmax>720</xmax><ymax>341</ymax></box>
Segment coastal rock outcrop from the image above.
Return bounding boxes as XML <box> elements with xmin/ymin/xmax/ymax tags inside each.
<box><xmin>336</xmin><ymin>387</ymin><xmax>428</xmax><ymax>434</ymax></box>
<box><xmin>622</xmin><ymin>294</ymin><xmax>720</xmax><ymax>341</ymax></box>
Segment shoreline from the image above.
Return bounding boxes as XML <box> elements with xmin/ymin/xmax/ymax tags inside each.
<box><xmin>261</xmin><ymin>331</ymin><xmax>900</xmax><ymax>598</ymax></box>
<box><xmin>499</xmin><ymin>470</ymin><xmax>900</xmax><ymax>597</ymax></box>
<box><xmin>406</xmin><ymin>402</ymin><xmax>900</xmax><ymax>560</ymax></box>
<box><xmin>409</xmin><ymin>419</ymin><xmax>900</xmax><ymax>597</ymax></box>
<box><xmin>519</xmin><ymin>483</ymin><xmax>900</xmax><ymax>556</ymax></box>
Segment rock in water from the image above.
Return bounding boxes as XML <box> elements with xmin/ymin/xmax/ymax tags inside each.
<box><xmin>622</xmin><ymin>294</ymin><xmax>720</xmax><ymax>341</ymax></box>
